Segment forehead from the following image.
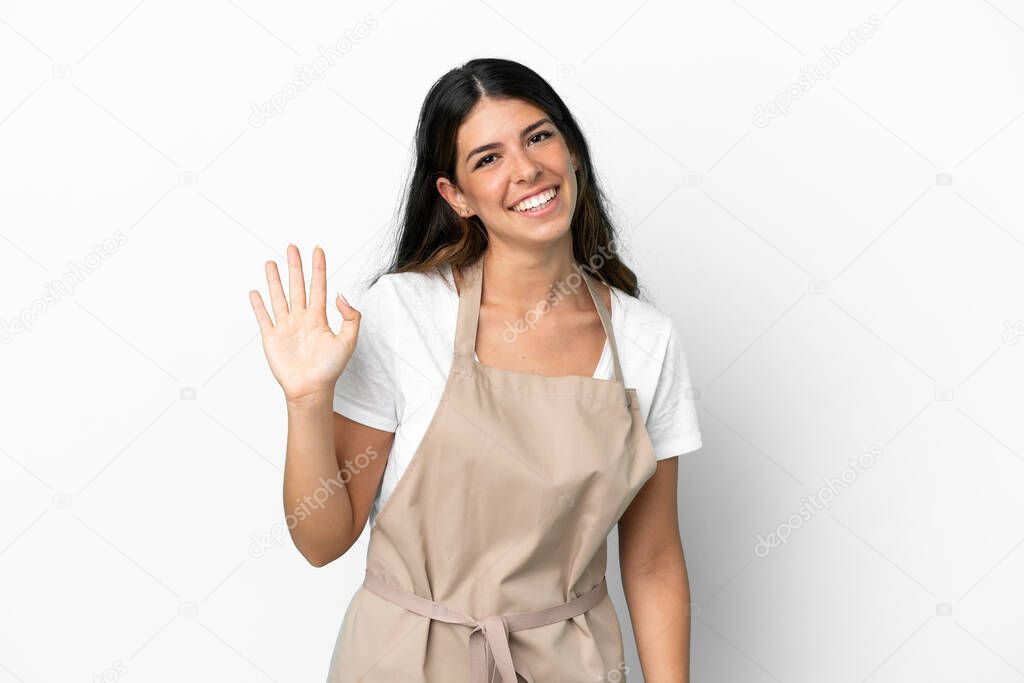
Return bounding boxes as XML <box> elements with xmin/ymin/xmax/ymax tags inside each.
<box><xmin>456</xmin><ymin>97</ymin><xmax>549</xmax><ymax>151</ymax></box>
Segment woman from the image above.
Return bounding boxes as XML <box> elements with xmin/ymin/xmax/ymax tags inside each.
<box><xmin>249</xmin><ymin>58</ymin><xmax>702</xmax><ymax>682</ymax></box>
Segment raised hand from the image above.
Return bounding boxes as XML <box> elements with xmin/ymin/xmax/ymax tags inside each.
<box><xmin>249</xmin><ymin>244</ymin><xmax>360</xmax><ymax>404</ymax></box>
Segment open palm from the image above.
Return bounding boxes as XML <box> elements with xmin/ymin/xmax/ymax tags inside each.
<box><xmin>248</xmin><ymin>244</ymin><xmax>361</xmax><ymax>404</ymax></box>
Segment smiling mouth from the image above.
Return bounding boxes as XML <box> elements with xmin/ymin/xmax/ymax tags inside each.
<box><xmin>509</xmin><ymin>185</ymin><xmax>560</xmax><ymax>213</ymax></box>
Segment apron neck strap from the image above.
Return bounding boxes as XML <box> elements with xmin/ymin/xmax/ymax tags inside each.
<box><xmin>453</xmin><ymin>257</ymin><xmax>484</xmax><ymax>361</ymax></box>
<box><xmin>453</xmin><ymin>258</ymin><xmax>626</xmax><ymax>385</ymax></box>
<box><xmin>574</xmin><ymin>262</ymin><xmax>626</xmax><ymax>385</ymax></box>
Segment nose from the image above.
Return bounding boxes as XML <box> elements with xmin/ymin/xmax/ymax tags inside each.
<box><xmin>508</xmin><ymin>146</ymin><xmax>542</xmax><ymax>184</ymax></box>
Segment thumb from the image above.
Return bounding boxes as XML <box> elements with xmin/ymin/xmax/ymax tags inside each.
<box><xmin>335</xmin><ymin>292</ymin><xmax>361</xmax><ymax>342</ymax></box>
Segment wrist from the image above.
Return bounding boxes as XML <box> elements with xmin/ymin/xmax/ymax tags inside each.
<box><xmin>285</xmin><ymin>386</ymin><xmax>335</xmax><ymax>411</ymax></box>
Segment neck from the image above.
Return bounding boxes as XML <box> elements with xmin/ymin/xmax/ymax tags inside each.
<box><xmin>475</xmin><ymin>247</ymin><xmax>586</xmax><ymax>314</ymax></box>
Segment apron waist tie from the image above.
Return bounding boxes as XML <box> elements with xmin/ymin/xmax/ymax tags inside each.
<box><xmin>362</xmin><ymin>570</ymin><xmax>608</xmax><ymax>683</ymax></box>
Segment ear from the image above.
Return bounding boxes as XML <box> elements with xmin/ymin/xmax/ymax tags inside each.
<box><xmin>436</xmin><ymin>176</ymin><xmax>460</xmax><ymax>210</ymax></box>
<box><xmin>436</xmin><ymin>176</ymin><xmax>471</xmax><ymax>218</ymax></box>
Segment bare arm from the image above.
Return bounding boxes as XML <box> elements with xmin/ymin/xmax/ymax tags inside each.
<box><xmin>330</xmin><ymin>413</ymin><xmax>395</xmax><ymax>554</ymax></box>
<box><xmin>281</xmin><ymin>404</ymin><xmax>395</xmax><ymax>566</ymax></box>
<box><xmin>250</xmin><ymin>244</ymin><xmax>393</xmax><ymax>567</ymax></box>
<box><xmin>618</xmin><ymin>456</ymin><xmax>691</xmax><ymax>682</ymax></box>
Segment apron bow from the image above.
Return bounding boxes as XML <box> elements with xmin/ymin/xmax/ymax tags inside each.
<box><xmin>468</xmin><ymin>614</ymin><xmax>523</xmax><ymax>683</ymax></box>
<box><xmin>362</xmin><ymin>570</ymin><xmax>605</xmax><ymax>683</ymax></box>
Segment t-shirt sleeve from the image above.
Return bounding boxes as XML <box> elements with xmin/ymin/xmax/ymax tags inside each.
<box><xmin>646</xmin><ymin>320</ymin><xmax>703</xmax><ymax>460</ymax></box>
<box><xmin>332</xmin><ymin>279</ymin><xmax>402</xmax><ymax>432</ymax></box>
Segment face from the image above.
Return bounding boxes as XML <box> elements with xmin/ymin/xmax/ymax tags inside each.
<box><xmin>437</xmin><ymin>97</ymin><xmax>578</xmax><ymax>247</ymax></box>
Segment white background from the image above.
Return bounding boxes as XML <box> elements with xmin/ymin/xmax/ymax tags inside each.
<box><xmin>1</xmin><ymin>1</ymin><xmax>1023</xmax><ymax>681</ymax></box>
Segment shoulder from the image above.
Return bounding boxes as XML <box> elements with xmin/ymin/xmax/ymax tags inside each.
<box><xmin>351</xmin><ymin>267</ymin><xmax>456</xmax><ymax>352</ymax></box>
<box><xmin>360</xmin><ymin>267</ymin><xmax>448</xmax><ymax>297</ymax></box>
<box><xmin>608</xmin><ymin>283</ymin><xmax>702</xmax><ymax>459</ymax></box>
<box><xmin>609</xmin><ymin>284</ymin><xmax>677</xmax><ymax>354</ymax></box>
<box><xmin>356</xmin><ymin>266</ymin><xmax>453</xmax><ymax>314</ymax></box>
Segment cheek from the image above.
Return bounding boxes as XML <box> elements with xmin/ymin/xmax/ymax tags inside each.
<box><xmin>538</xmin><ymin>145</ymin><xmax>570</xmax><ymax>169</ymax></box>
<box><xmin>480</xmin><ymin>178</ymin><xmax>509</xmax><ymax>209</ymax></box>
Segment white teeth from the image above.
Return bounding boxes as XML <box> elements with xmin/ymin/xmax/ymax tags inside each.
<box><xmin>512</xmin><ymin>187</ymin><xmax>557</xmax><ymax>212</ymax></box>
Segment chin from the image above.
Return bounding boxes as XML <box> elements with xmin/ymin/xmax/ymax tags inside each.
<box><xmin>519</xmin><ymin>218</ymin><xmax>574</xmax><ymax>244</ymax></box>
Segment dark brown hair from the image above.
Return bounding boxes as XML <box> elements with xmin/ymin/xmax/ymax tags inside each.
<box><xmin>372</xmin><ymin>57</ymin><xmax>638</xmax><ymax>296</ymax></box>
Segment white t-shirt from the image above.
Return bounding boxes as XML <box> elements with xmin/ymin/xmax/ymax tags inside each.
<box><xmin>333</xmin><ymin>264</ymin><xmax>703</xmax><ymax>528</ymax></box>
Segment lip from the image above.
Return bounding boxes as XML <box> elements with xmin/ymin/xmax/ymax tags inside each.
<box><xmin>508</xmin><ymin>184</ymin><xmax>561</xmax><ymax>219</ymax></box>
<box><xmin>507</xmin><ymin>183</ymin><xmax>560</xmax><ymax>210</ymax></box>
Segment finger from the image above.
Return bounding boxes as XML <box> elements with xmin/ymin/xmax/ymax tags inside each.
<box><xmin>249</xmin><ymin>290</ymin><xmax>274</xmax><ymax>332</ymax></box>
<box><xmin>309</xmin><ymin>245</ymin><xmax>327</xmax><ymax>318</ymax></box>
<box><xmin>265</xmin><ymin>259</ymin><xmax>289</xmax><ymax>321</ymax></box>
<box><xmin>287</xmin><ymin>243</ymin><xmax>307</xmax><ymax>311</ymax></box>
<box><xmin>335</xmin><ymin>292</ymin><xmax>360</xmax><ymax>342</ymax></box>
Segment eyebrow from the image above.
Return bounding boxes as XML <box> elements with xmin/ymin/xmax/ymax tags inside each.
<box><xmin>464</xmin><ymin>118</ymin><xmax>553</xmax><ymax>163</ymax></box>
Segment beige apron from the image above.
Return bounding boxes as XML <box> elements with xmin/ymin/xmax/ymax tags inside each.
<box><xmin>327</xmin><ymin>256</ymin><xmax>658</xmax><ymax>682</ymax></box>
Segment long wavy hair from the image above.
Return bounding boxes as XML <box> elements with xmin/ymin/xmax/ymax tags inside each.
<box><xmin>372</xmin><ymin>57</ymin><xmax>638</xmax><ymax>297</ymax></box>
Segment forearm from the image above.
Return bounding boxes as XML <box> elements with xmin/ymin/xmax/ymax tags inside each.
<box><xmin>622</xmin><ymin>549</ymin><xmax>691</xmax><ymax>682</ymax></box>
<box><xmin>283</xmin><ymin>390</ymin><xmax>354</xmax><ymax>566</ymax></box>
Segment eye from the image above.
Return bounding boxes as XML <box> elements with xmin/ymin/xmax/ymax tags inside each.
<box><xmin>473</xmin><ymin>131</ymin><xmax>556</xmax><ymax>169</ymax></box>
